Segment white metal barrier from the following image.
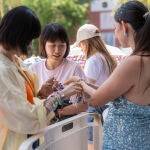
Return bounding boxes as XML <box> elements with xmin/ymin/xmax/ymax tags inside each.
<box><xmin>19</xmin><ymin>113</ymin><xmax>103</xmax><ymax>150</ymax></box>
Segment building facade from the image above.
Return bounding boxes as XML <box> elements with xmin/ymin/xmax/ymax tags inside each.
<box><xmin>89</xmin><ymin>0</ymin><xmax>120</xmax><ymax>46</ymax></box>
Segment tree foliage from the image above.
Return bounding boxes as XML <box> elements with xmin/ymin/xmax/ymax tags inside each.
<box><xmin>0</xmin><ymin>0</ymin><xmax>89</xmax><ymax>55</ymax></box>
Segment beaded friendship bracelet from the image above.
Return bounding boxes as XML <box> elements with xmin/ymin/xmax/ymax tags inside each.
<box><xmin>45</xmin><ymin>91</ymin><xmax>64</xmax><ymax>111</ymax></box>
<box><xmin>45</xmin><ymin>80</ymin><xmax>87</xmax><ymax>112</ymax></box>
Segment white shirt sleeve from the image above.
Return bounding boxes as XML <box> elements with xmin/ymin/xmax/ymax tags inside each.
<box><xmin>73</xmin><ymin>63</ymin><xmax>87</xmax><ymax>81</ymax></box>
<box><xmin>84</xmin><ymin>55</ymin><xmax>102</xmax><ymax>81</ymax></box>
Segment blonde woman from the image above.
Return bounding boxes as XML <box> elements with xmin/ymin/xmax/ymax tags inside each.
<box><xmin>73</xmin><ymin>24</ymin><xmax>117</xmax><ymax>143</ymax></box>
<box><xmin>67</xmin><ymin>1</ymin><xmax>150</xmax><ymax>149</ymax></box>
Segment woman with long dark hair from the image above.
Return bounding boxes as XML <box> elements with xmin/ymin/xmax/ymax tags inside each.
<box><xmin>66</xmin><ymin>1</ymin><xmax>150</xmax><ymax>149</ymax></box>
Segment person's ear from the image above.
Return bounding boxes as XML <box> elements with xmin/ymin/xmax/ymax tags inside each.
<box><xmin>121</xmin><ymin>21</ymin><xmax>128</xmax><ymax>37</ymax></box>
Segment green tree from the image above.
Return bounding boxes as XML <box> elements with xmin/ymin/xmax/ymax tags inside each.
<box><xmin>21</xmin><ymin>0</ymin><xmax>89</xmax><ymax>55</ymax></box>
<box><xmin>0</xmin><ymin>0</ymin><xmax>89</xmax><ymax>55</ymax></box>
<box><xmin>21</xmin><ymin>0</ymin><xmax>89</xmax><ymax>41</ymax></box>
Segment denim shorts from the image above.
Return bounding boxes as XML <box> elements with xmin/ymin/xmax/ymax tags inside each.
<box><xmin>87</xmin><ymin>105</ymin><xmax>109</xmax><ymax>142</ymax></box>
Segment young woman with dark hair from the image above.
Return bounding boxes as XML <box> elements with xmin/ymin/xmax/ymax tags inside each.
<box><xmin>30</xmin><ymin>23</ymin><xmax>88</xmax><ymax>120</ymax></box>
<box><xmin>66</xmin><ymin>1</ymin><xmax>150</xmax><ymax>149</ymax></box>
<box><xmin>31</xmin><ymin>23</ymin><xmax>86</xmax><ymax>90</ymax></box>
<box><xmin>0</xmin><ymin>6</ymin><xmax>81</xmax><ymax>149</ymax></box>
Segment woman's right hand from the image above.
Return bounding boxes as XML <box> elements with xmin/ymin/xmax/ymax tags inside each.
<box><xmin>37</xmin><ymin>77</ymin><xmax>59</xmax><ymax>98</ymax></box>
<box><xmin>62</xmin><ymin>82</ymin><xmax>83</xmax><ymax>99</ymax></box>
<box><xmin>79</xmin><ymin>80</ymin><xmax>96</xmax><ymax>97</ymax></box>
<box><xmin>63</xmin><ymin>76</ymin><xmax>81</xmax><ymax>85</ymax></box>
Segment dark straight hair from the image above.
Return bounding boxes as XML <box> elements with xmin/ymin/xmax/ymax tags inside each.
<box><xmin>114</xmin><ymin>0</ymin><xmax>150</xmax><ymax>55</ymax></box>
<box><xmin>0</xmin><ymin>6</ymin><xmax>41</xmax><ymax>55</ymax></box>
<box><xmin>39</xmin><ymin>23</ymin><xmax>70</xmax><ymax>58</ymax></box>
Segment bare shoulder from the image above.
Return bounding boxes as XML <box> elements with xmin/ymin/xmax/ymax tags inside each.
<box><xmin>107</xmin><ymin>55</ymin><xmax>141</xmax><ymax>92</ymax></box>
<box><xmin>126</xmin><ymin>55</ymin><xmax>142</xmax><ymax>62</ymax></box>
<box><xmin>116</xmin><ymin>55</ymin><xmax>141</xmax><ymax>73</ymax></box>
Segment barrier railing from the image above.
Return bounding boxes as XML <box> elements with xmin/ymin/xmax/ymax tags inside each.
<box><xmin>19</xmin><ymin>113</ymin><xmax>102</xmax><ymax>150</ymax></box>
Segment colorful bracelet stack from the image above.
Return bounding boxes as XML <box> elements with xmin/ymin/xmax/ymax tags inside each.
<box><xmin>69</xmin><ymin>94</ymin><xmax>86</xmax><ymax>104</ymax></box>
<box><xmin>45</xmin><ymin>91</ymin><xmax>64</xmax><ymax>111</ymax></box>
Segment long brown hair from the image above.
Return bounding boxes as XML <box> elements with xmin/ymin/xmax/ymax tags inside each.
<box><xmin>82</xmin><ymin>34</ymin><xmax>117</xmax><ymax>73</ymax></box>
<box><xmin>115</xmin><ymin>0</ymin><xmax>150</xmax><ymax>92</ymax></box>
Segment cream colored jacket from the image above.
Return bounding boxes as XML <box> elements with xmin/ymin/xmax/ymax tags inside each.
<box><xmin>0</xmin><ymin>53</ymin><xmax>54</xmax><ymax>150</ymax></box>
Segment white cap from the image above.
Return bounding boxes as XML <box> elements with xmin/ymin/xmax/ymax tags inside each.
<box><xmin>73</xmin><ymin>24</ymin><xmax>101</xmax><ymax>47</ymax></box>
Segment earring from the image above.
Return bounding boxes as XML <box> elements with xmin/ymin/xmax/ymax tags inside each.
<box><xmin>123</xmin><ymin>32</ymin><xmax>127</xmax><ymax>37</ymax></box>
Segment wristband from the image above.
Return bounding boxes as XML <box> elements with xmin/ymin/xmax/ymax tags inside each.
<box><xmin>45</xmin><ymin>91</ymin><xmax>64</xmax><ymax>111</ymax></box>
<box><xmin>73</xmin><ymin>103</ymin><xmax>79</xmax><ymax>114</ymax></box>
